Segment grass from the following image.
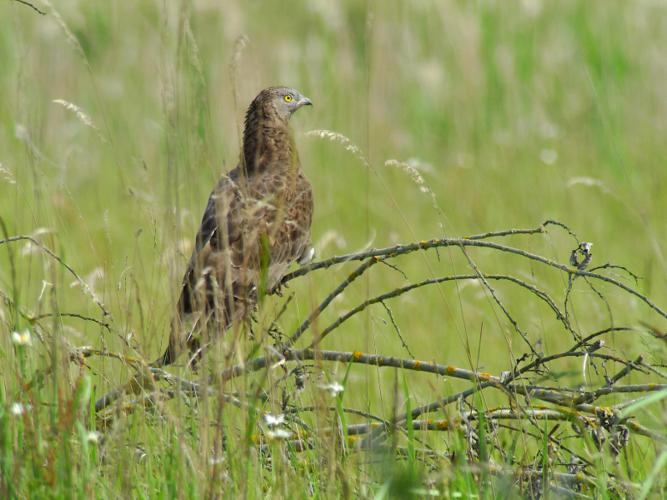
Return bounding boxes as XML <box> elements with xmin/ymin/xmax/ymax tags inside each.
<box><xmin>1</xmin><ymin>0</ymin><xmax>666</xmax><ymax>497</ymax></box>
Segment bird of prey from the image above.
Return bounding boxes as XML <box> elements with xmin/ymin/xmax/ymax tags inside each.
<box><xmin>156</xmin><ymin>87</ymin><xmax>314</xmax><ymax>367</ymax></box>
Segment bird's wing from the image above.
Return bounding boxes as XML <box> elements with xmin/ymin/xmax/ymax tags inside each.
<box><xmin>177</xmin><ymin>168</ymin><xmax>244</xmax><ymax>316</ymax></box>
<box><xmin>168</xmin><ymin>165</ymin><xmax>313</xmax><ymax>366</ymax></box>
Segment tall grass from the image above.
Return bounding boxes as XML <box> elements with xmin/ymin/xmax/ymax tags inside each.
<box><xmin>1</xmin><ymin>0</ymin><xmax>666</xmax><ymax>497</ymax></box>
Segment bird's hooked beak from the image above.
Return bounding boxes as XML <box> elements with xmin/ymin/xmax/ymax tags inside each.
<box><xmin>298</xmin><ymin>96</ymin><xmax>313</xmax><ymax>108</ymax></box>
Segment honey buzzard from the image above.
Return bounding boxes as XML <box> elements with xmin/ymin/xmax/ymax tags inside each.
<box><xmin>156</xmin><ymin>87</ymin><xmax>314</xmax><ymax>367</ymax></box>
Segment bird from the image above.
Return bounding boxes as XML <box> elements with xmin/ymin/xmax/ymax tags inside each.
<box><xmin>156</xmin><ymin>86</ymin><xmax>314</xmax><ymax>368</ymax></box>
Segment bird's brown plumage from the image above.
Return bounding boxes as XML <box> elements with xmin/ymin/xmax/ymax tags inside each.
<box><xmin>157</xmin><ymin>87</ymin><xmax>314</xmax><ymax>367</ymax></box>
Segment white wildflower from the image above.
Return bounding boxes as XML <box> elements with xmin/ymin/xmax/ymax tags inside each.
<box><xmin>14</xmin><ymin>124</ymin><xmax>29</xmax><ymax>142</ymax></box>
<box><xmin>320</xmin><ymin>381</ymin><xmax>344</xmax><ymax>397</ymax></box>
<box><xmin>539</xmin><ymin>148</ymin><xmax>558</xmax><ymax>165</ymax></box>
<box><xmin>266</xmin><ymin>428</ymin><xmax>292</xmax><ymax>440</ymax></box>
<box><xmin>12</xmin><ymin>330</ymin><xmax>32</xmax><ymax>347</ymax></box>
<box><xmin>264</xmin><ymin>413</ymin><xmax>286</xmax><ymax>427</ymax></box>
<box><xmin>86</xmin><ymin>431</ymin><xmax>100</xmax><ymax>443</ymax></box>
<box><xmin>10</xmin><ymin>402</ymin><xmax>27</xmax><ymax>416</ymax></box>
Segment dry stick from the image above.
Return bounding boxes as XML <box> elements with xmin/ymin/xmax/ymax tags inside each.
<box><xmin>286</xmin><ymin>408</ymin><xmax>594</xmax><ymax>469</ymax></box>
<box><xmin>31</xmin><ymin>312</ymin><xmax>111</xmax><ymax>331</ymax></box>
<box><xmin>459</xmin><ymin>247</ymin><xmax>538</xmax><ymax>357</ymax></box>
<box><xmin>0</xmin><ymin>235</ymin><xmax>111</xmax><ymax>319</ymax></box>
<box><xmin>97</xmin><ymin>329</ymin><xmax>664</xmax><ymax>427</ymax></box>
<box><xmin>583</xmin><ymin>276</ymin><xmax>615</xmax><ymax>327</ymax></box>
<box><xmin>346</xmin><ymin>409</ymin><xmax>586</xmax><ymax>434</ymax></box>
<box><xmin>280</xmin><ymin>236</ymin><xmax>667</xmax><ymax>322</ymax></box>
<box><xmin>608</xmin><ymin>355</ymin><xmax>644</xmax><ymax>386</ymax></box>
<box><xmin>12</xmin><ymin>0</ymin><xmax>46</xmax><ymax>15</ymax></box>
<box><xmin>286</xmin><ymin>257</ymin><xmax>379</xmax><ymax>347</ymax></box>
<box><xmin>464</xmin><ymin>225</ymin><xmax>546</xmax><ymax>241</ymax></box>
<box><xmin>286</xmin><ymin>405</ymin><xmax>388</xmax><ymax>424</ymax></box>
<box><xmin>570</xmin><ymin>326</ymin><xmax>645</xmax><ymax>351</ymax></box>
<box><xmin>311</xmin><ymin>273</ymin><xmax>568</xmax><ymax>349</ymax></box>
<box><xmin>90</xmin><ymin>345</ymin><xmax>665</xmax><ymax>443</ymax></box>
<box><xmin>589</xmin><ymin>263</ymin><xmax>641</xmax><ymax>285</ymax></box>
<box><xmin>379</xmin><ymin>301</ymin><xmax>414</xmax><ymax>358</ymax></box>
<box><xmin>517</xmin><ymin>342</ymin><xmax>661</xmax><ymax>382</ymax></box>
<box><xmin>209</xmin><ymin>349</ymin><xmax>662</xmax><ymax>428</ymax></box>
<box><xmin>94</xmin><ymin>223</ymin><xmax>667</xmax><ymax>413</ymax></box>
<box><xmin>282</xmin><ymin>218</ymin><xmax>562</xmax><ymax>281</ymax></box>
<box><xmin>92</xmin><ymin>315</ymin><xmax>663</xmax><ymax>414</ymax></box>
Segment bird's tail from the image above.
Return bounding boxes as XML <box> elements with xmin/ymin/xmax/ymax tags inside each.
<box><xmin>152</xmin><ymin>344</ymin><xmax>173</xmax><ymax>368</ymax></box>
<box><xmin>151</xmin><ymin>312</ymin><xmax>204</xmax><ymax>368</ymax></box>
<box><xmin>153</xmin><ymin>282</ymin><xmax>255</xmax><ymax>368</ymax></box>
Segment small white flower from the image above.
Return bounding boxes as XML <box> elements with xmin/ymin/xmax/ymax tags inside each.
<box><xmin>266</xmin><ymin>428</ymin><xmax>292</xmax><ymax>440</ymax></box>
<box><xmin>320</xmin><ymin>382</ymin><xmax>344</xmax><ymax>397</ymax></box>
<box><xmin>540</xmin><ymin>121</ymin><xmax>559</xmax><ymax>139</ymax></box>
<box><xmin>539</xmin><ymin>148</ymin><xmax>558</xmax><ymax>165</ymax></box>
<box><xmin>264</xmin><ymin>413</ymin><xmax>285</xmax><ymax>427</ymax></box>
<box><xmin>10</xmin><ymin>402</ymin><xmax>26</xmax><ymax>416</ymax></box>
<box><xmin>11</xmin><ymin>330</ymin><xmax>32</xmax><ymax>347</ymax></box>
<box><xmin>14</xmin><ymin>124</ymin><xmax>29</xmax><ymax>141</ymax></box>
<box><xmin>86</xmin><ymin>431</ymin><xmax>100</xmax><ymax>443</ymax></box>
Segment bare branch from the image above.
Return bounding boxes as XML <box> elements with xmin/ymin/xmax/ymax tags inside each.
<box><xmin>12</xmin><ymin>0</ymin><xmax>46</xmax><ymax>15</ymax></box>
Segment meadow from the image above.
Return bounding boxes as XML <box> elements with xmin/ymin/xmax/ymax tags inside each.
<box><xmin>1</xmin><ymin>0</ymin><xmax>666</xmax><ymax>497</ymax></box>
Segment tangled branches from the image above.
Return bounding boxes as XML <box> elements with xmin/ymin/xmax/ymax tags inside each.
<box><xmin>3</xmin><ymin>219</ymin><xmax>666</xmax><ymax>497</ymax></box>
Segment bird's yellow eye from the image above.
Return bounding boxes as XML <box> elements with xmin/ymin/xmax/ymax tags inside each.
<box><xmin>284</xmin><ymin>94</ymin><xmax>294</xmax><ymax>103</ymax></box>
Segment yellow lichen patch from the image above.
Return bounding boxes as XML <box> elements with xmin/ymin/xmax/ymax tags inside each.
<box><xmin>353</xmin><ymin>351</ymin><xmax>362</xmax><ymax>361</ymax></box>
<box><xmin>478</xmin><ymin>372</ymin><xmax>492</xmax><ymax>381</ymax></box>
<box><xmin>446</xmin><ymin>365</ymin><xmax>456</xmax><ymax>374</ymax></box>
<box><xmin>413</xmin><ymin>360</ymin><xmax>422</xmax><ymax>370</ymax></box>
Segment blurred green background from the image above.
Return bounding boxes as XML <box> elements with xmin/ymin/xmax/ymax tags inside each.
<box><xmin>2</xmin><ymin>0</ymin><xmax>665</xmax><ymax>363</ymax></box>
<box><xmin>0</xmin><ymin>0</ymin><xmax>666</xmax><ymax>495</ymax></box>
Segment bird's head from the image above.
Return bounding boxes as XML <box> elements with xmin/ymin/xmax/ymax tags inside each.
<box><xmin>255</xmin><ymin>87</ymin><xmax>312</xmax><ymax>122</ymax></box>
